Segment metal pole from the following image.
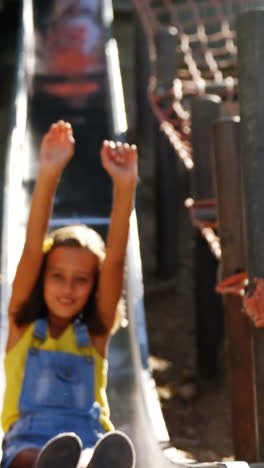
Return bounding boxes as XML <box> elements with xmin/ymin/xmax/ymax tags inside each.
<box><xmin>237</xmin><ymin>8</ymin><xmax>264</xmax><ymax>460</ymax></box>
<box><xmin>212</xmin><ymin>117</ymin><xmax>256</xmax><ymax>462</ymax></box>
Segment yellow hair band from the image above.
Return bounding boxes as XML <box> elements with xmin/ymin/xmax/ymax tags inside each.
<box><xmin>42</xmin><ymin>237</ymin><xmax>54</xmax><ymax>253</ymax></box>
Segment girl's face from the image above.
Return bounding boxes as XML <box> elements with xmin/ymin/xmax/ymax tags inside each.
<box><xmin>43</xmin><ymin>246</ymin><xmax>98</xmax><ymax>325</ymax></box>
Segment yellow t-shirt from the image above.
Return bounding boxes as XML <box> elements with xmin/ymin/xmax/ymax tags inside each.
<box><xmin>1</xmin><ymin>322</ymin><xmax>114</xmax><ymax>433</ymax></box>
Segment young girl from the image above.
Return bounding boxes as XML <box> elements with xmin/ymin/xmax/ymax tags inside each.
<box><xmin>1</xmin><ymin>121</ymin><xmax>137</xmax><ymax>468</ymax></box>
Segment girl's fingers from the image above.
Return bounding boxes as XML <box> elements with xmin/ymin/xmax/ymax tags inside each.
<box><xmin>100</xmin><ymin>140</ymin><xmax>111</xmax><ymax>160</ymax></box>
<box><xmin>49</xmin><ymin>120</ymin><xmax>72</xmax><ymax>135</ymax></box>
<box><xmin>101</xmin><ymin>140</ymin><xmax>110</xmax><ymax>150</ymax></box>
<box><xmin>69</xmin><ymin>135</ymin><xmax>75</xmax><ymax>143</ymax></box>
<box><xmin>101</xmin><ymin>140</ymin><xmax>137</xmax><ymax>170</ymax></box>
<box><xmin>45</xmin><ymin>121</ymin><xmax>74</xmax><ymax>148</ymax></box>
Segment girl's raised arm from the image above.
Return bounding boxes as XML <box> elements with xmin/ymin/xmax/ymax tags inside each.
<box><xmin>93</xmin><ymin>141</ymin><xmax>137</xmax><ymax>352</ymax></box>
<box><xmin>8</xmin><ymin>121</ymin><xmax>74</xmax><ymax>323</ymax></box>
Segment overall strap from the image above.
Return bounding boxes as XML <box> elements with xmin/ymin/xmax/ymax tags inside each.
<box><xmin>33</xmin><ymin>318</ymin><xmax>48</xmax><ymax>341</ymax></box>
<box><xmin>74</xmin><ymin>319</ymin><xmax>91</xmax><ymax>347</ymax></box>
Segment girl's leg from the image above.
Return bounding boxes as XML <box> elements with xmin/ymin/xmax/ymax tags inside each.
<box><xmin>8</xmin><ymin>432</ymin><xmax>82</xmax><ymax>468</ymax></box>
<box><xmin>10</xmin><ymin>448</ymin><xmax>40</xmax><ymax>468</ymax></box>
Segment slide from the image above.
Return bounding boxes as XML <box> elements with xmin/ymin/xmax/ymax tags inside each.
<box><xmin>0</xmin><ymin>1</ymin><xmax>252</xmax><ymax>467</ymax></box>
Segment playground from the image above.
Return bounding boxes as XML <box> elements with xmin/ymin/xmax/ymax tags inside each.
<box><xmin>1</xmin><ymin>0</ymin><xmax>264</xmax><ymax>466</ymax></box>
<box><xmin>115</xmin><ymin>6</ymin><xmax>236</xmax><ymax>462</ymax></box>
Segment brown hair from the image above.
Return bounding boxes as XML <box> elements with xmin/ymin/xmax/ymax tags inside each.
<box><xmin>15</xmin><ymin>225</ymin><xmax>126</xmax><ymax>335</ymax></box>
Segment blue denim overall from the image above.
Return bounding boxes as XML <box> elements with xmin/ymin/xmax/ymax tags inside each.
<box><xmin>1</xmin><ymin>319</ymin><xmax>106</xmax><ymax>467</ymax></box>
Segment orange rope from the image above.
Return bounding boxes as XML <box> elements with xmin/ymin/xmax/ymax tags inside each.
<box><xmin>186</xmin><ymin>198</ymin><xmax>221</xmax><ymax>259</ymax></box>
<box><xmin>216</xmin><ymin>274</ymin><xmax>264</xmax><ymax>328</ymax></box>
<box><xmin>132</xmin><ymin>0</ymin><xmax>252</xmax><ymax>169</ymax></box>
<box><xmin>216</xmin><ymin>272</ymin><xmax>247</xmax><ymax>296</ymax></box>
<box><xmin>199</xmin><ymin>226</ymin><xmax>221</xmax><ymax>260</ymax></box>
<box><xmin>186</xmin><ymin>198</ymin><xmax>217</xmax><ymax>230</ymax></box>
<box><xmin>243</xmin><ymin>278</ymin><xmax>264</xmax><ymax>328</ymax></box>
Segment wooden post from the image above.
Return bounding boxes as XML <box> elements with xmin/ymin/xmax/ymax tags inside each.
<box><xmin>154</xmin><ymin>26</ymin><xmax>178</xmax><ymax>94</ymax></box>
<box><xmin>154</xmin><ymin>121</ymin><xmax>189</xmax><ymax>279</ymax></box>
<box><xmin>152</xmin><ymin>27</ymin><xmax>187</xmax><ymax>279</ymax></box>
<box><xmin>212</xmin><ymin>117</ymin><xmax>257</xmax><ymax>462</ymax></box>
<box><xmin>191</xmin><ymin>94</ymin><xmax>221</xmax><ymax>201</ymax></box>
<box><xmin>134</xmin><ymin>16</ymin><xmax>155</xmax><ymax>153</ymax></box>
<box><xmin>191</xmin><ymin>95</ymin><xmax>224</xmax><ymax>378</ymax></box>
<box><xmin>237</xmin><ymin>9</ymin><xmax>264</xmax><ymax>461</ymax></box>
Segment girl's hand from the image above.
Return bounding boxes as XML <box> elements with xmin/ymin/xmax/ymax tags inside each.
<box><xmin>100</xmin><ymin>140</ymin><xmax>138</xmax><ymax>186</ymax></box>
<box><xmin>39</xmin><ymin>120</ymin><xmax>75</xmax><ymax>175</ymax></box>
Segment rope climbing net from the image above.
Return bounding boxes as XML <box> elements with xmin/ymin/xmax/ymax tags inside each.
<box><xmin>133</xmin><ymin>0</ymin><xmax>262</xmax><ymax>169</ymax></box>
